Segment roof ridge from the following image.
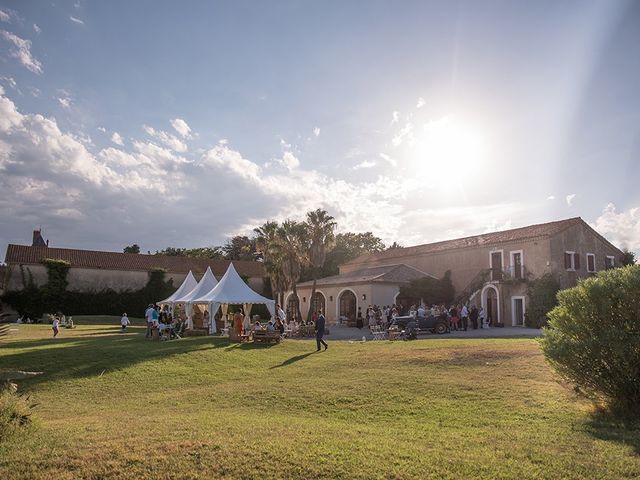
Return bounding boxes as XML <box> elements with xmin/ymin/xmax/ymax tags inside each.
<box><xmin>343</xmin><ymin>217</ymin><xmax>583</xmax><ymax>266</ymax></box>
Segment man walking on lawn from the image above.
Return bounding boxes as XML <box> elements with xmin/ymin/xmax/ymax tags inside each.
<box><xmin>315</xmin><ymin>311</ymin><xmax>328</xmax><ymax>351</ymax></box>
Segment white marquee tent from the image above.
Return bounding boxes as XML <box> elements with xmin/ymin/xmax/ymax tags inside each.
<box><xmin>172</xmin><ymin>266</ymin><xmax>218</xmax><ymax>330</ymax></box>
<box><xmin>193</xmin><ymin>262</ymin><xmax>275</xmax><ymax>335</ymax></box>
<box><xmin>159</xmin><ymin>270</ymin><xmax>198</xmax><ymax>305</ymax></box>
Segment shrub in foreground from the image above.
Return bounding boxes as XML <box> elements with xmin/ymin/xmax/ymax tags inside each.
<box><xmin>539</xmin><ymin>265</ymin><xmax>640</xmax><ymax>418</ymax></box>
<box><xmin>0</xmin><ymin>389</ymin><xmax>35</xmax><ymax>442</ymax></box>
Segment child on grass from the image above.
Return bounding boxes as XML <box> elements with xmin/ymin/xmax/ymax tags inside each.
<box><xmin>120</xmin><ymin>313</ymin><xmax>130</xmax><ymax>332</ymax></box>
<box><xmin>52</xmin><ymin>317</ymin><xmax>60</xmax><ymax>337</ymax></box>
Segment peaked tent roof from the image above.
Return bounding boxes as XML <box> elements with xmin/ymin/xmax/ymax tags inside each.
<box><xmin>194</xmin><ymin>262</ymin><xmax>274</xmax><ymax>305</ymax></box>
<box><xmin>173</xmin><ymin>266</ymin><xmax>218</xmax><ymax>303</ymax></box>
<box><xmin>159</xmin><ymin>271</ymin><xmax>198</xmax><ymax>304</ymax></box>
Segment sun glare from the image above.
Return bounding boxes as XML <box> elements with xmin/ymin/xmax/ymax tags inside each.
<box><xmin>409</xmin><ymin>116</ymin><xmax>488</xmax><ymax>183</ymax></box>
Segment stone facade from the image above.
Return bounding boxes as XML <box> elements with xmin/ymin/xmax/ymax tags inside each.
<box><xmin>293</xmin><ymin>217</ymin><xmax>623</xmax><ymax>325</ymax></box>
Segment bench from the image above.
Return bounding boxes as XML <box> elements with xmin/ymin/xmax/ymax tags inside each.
<box><xmin>253</xmin><ymin>330</ymin><xmax>281</xmax><ymax>344</ymax></box>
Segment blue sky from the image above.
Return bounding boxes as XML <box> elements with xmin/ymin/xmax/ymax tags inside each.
<box><xmin>0</xmin><ymin>0</ymin><xmax>639</xmax><ymax>256</ymax></box>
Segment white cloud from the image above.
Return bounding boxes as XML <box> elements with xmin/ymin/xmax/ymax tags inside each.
<box><xmin>0</xmin><ymin>30</ymin><xmax>43</xmax><ymax>74</ymax></box>
<box><xmin>142</xmin><ymin>124</ymin><xmax>187</xmax><ymax>152</ymax></box>
<box><xmin>202</xmin><ymin>143</ymin><xmax>261</xmax><ymax>181</ymax></box>
<box><xmin>416</xmin><ymin>97</ymin><xmax>426</xmax><ymax>109</ymax></box>
<box><xmin>0</xmin><ymin>76</ymin><xmax>18</xmax><ymax>91</ymax></box>
<box><xmin>353</xmin><ymin>160</ymin><xmax>376</xmax><ymax>170</ymax></box>
<box><xmin>566</xmin><ymin>194</ymin><xmax>576</xmax><ymax>206</ymax></box>
<box><xmin>391</xmin><ymin>111</ymin><xmax>400</xmax><ymax>125</ymax></box>
<box><xmin>58</xmin><ymin>96</ymin><xmax>71</xmax><ymax>109</ymax></box>
<box><xmin>379</xmin><ymin>152</ymin><xmax>397</xmax><ymax>167</ymax></box>
<box><xmin>33</xmin><ymin>24</ymin><xmax>41</xmax><ymax>34</ymax></box>
<box><xmin>28</xmin><ymin>86</ymin><xmax>40</xmax><ymax>97</ymax></box>
<box><xmin>392</xmin><ymin>122</ymin><xmax>415</xmax><ymax>147</ymax></box>
<box><xmin>0</xmin><ymin>9</ymin><xmax>10</xmax><ymax>23</ymax></box>
<box><xmin>170</xmin><ymin>118</ymin><xmax>192</xmax><ymax>138</ymax></box>
<box><xmin>111</xmin><ymin>132</ymin><xmax>124</xmax><ymax>146</ymax></box>
<box><xmin>313</xmin><ymin>127</ymin><xmax>320</xmax><ymax>137</ymax></box>
<box><xmin>69</xmin><ymin>16</ymin><xmax>84</xmax><ymax>25</ymax></box>
<box><xmin>97</xmin><ymin>126</ymin><xmax>106</xmax><ymax>133</ymax></box>
<box><xmin>279</xmin><ymin>151</ymin><xmax>300</xmax><ymax>170</ymax></box>
<box><xmin>591</xmin><ymin>203</ymin><xmax>640</xmax><ymax>253</ymax></box>
<box><xmin>547</xmin><ymin>195</ymin><xmax>555</xmax><ymax>200</ymax></box>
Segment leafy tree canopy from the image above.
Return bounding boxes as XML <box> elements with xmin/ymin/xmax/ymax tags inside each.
<box><xmin>123</xmin><ymin>244</ymin><xmax>140</xmax><ymax>254</ymax></box>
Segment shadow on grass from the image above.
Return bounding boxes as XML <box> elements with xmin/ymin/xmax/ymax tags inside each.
<box><xmin>269</xmin><ymin>352</ymin><xmax>315</xmax><ymax>369</ymax></box>
<box><xmin>0</xmin><ymin>332</ymin><xmax>231</xmax><ymax>391</ymax></box>
<box><xmin>586</xmin><ymin>411</ymin><xmax>640</xmax><ymax>455</ymax></box>
<box><xmin>225</xmin><ymin>341</ymin><xmax>278</xmax><ymax>351</ymax></box>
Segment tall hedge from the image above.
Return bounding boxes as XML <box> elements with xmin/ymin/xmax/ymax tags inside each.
<box><xmin>539</xmin><ymin>265</ymin><xmax>640</xmax><ymax>418</ymax></box>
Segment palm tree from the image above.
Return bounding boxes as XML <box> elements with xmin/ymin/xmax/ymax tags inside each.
<box><xmin>274</xmin><ymin>220</ymin><xmax>309</xmax><ymax>322</ymax></box>
<box><xmin>305</xmin><ymin>209</ymin><xmax>336</xmax><ymax>321</ymax></box>
<box><xmin>254</xmin><ymin>221</ymin><xmax>285</xmax><ymax>305</ymax></box>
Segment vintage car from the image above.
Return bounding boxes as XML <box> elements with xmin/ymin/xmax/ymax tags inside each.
<box><xmin>390</xmin><ymin>314</ymin><xmax>449</xmax><ymax>335</ymax></box>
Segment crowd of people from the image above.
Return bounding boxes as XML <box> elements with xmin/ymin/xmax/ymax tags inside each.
<box><xmin>352</xmin><ymin>302</ymin><xmax>491</xmax><ymax>332</ymax></box>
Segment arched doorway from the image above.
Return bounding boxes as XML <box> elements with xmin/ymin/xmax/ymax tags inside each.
<box><xmin>338</xmin><ymin>289</ymin><xmax>357</xmax><ymax>323</ymax></box>
<box><xmin>310</xmin><ymin>291</ymin><xmax>326</xmax><ymax>316</ymax></box>
<box><xmin>285</xmin><ymin>293</ymin><xmax>300</xmax><ymax>322</ymax></box>
<box><xmin>481</xmin><ymin>284</ymin><xmax>500</xmax><ymax>326</ymax></box>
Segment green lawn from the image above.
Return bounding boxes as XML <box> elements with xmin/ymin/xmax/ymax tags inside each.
<box><xmin>0</xmin><ymin>320</ymin><xmax>638</xmax><ymax>479</ymax></box>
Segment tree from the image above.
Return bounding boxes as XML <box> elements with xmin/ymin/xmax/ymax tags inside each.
<box><xmin>540</xmin><ymin>265</ymin><xmax>640</xmax><ymax>418</ymax></box>
<box><xmin>621</xmin><ymin>249</ymin><xmax>636</xmax><ymax>266</ymax></box>
<box><xmin>155</xmin><ymin>247</ymin><xmax>224</xmax><ymax>259</ymax></box>
<box><xmin>318</xmin><ymin>232</ymin><xmax>386</xmax><ymax>278</ymax></box>
<box><xmin>123</xmin><ymin>244</ymin><xmax>140</xmax><ymax>254</ymax></box>
<box><xmin>398</xmin><ymin>271</ymin><xmax>454</xmax><ymax>306</ymax></box>
<box><xmin>254</xmin><ymin>221</ymin><xmax>286</xmax><ymax>305</ymax></box>
<box><xmin>274</xmin><ymin>220</ymin><xmax>309</xmax><ymax>322</ymax></box>
<box><xmin>305</xmin><ymin>209</ymin><xmax>336</xmax><ymax>320</ymax></box>
<box><xmin>386</xmin><ymin>241</ymin><xmax>404</xmax><ymax>250</ymax></box>
<box><xmin>222</xmin><ymin>236</ymin><xmax>257</xmax><ymax>261</ymax></box>
<box><xmin>525</xmin><ymin>273</ymin><xmax>560</xmax><ymax>328</ymax></box>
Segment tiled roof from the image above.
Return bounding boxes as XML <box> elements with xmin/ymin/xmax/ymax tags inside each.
<box><xmin>4</xmin><ymin>244</ymin><xmax>265</xmax><ymax>278</ymax></box>
<box><xmin>344</xmin><ymin>217</ymin><xmax>584</xmax><ymax>267</ymax></box>
<box><xmin>298</xmin><ymin>264</ymin><xmax>434</xmax><ymax>288</ymax></box>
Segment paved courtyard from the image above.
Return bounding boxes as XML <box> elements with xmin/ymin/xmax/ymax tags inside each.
<box><xmin>309</xmin><ymin>324</ymin><xmax>543</xmax><ymax>341</ymax></box>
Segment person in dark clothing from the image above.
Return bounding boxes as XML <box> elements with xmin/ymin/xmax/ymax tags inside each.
<box><xmin>315</xmin><ymin>312</ymin><xmax>328</xmax><ymax>351</ymax></box>
<box><xmin>469</xmin><ymin>305</ymin><xmax>479</xmax><ymax>329</ymax></box>
<box><xmin>356</xmin><ymin>307</ymin><xmax>363</xmax><ymax>329</ymax></box>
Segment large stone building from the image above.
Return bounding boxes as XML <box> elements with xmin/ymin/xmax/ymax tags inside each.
<box><xmin>2</xmin><ymin>243</ymin><xmax>266</xmax><ymax>296</ymax></box>
<box><xmin>293</xmin><ymin>217</ymin><xmax>623</xmax><ymax>326</ymax></box>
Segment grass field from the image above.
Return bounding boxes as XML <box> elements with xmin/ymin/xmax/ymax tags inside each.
<box><xmin>0</xmin><ymin>319</ymin><xmax>638</xmax><ymax>479</ymax></box>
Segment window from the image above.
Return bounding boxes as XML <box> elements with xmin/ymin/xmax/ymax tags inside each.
<box><xmin>564</xmin><ymin>251</ymin><xmax>580</xmax><ymax>271</ymax></box>
<box><xmin>490</xmin><ymin>250</ymin><xmax>504</xmax><ymax>281</ymax></box>
<box><xmin>586</xmin><ymin>253</ymin><xmax>595</xmax><ymax>273</ymax></box>
<box><xmin>510</xmin><ymin>250</ymin><xmax>523</xmax><ymax>279</ymax></box>
<box><xmin>606</xmin><ymin>256</ymin><xmax>615</xmax><ymax>269</ymax></box>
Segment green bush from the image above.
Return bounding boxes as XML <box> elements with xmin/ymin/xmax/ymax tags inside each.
<box><xmin>0</xmin><ymin>389</ymin><xmax>35</xmax><ymax>442</ymax></box>
<box><xmin>539</xmin><ymin>265</ymin><xmax>640</xmax><ymax>418</ymax></box>
<box><xmin>525</xmin><ymin>273</ymin><xmax>560</xmax><ymax>328</ymax></box>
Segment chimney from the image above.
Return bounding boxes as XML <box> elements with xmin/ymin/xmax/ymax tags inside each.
<box><xmin>32</xmin><ymin>229</ymin><xmax>48</xmax><ymax>247</ymax></box>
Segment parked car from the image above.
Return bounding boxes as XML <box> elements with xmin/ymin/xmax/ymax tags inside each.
<box><xmin>0</xmin><ymin>312</ymin><xmax>19</xmax><ymax>323</ymax></box>
<box><xmin>391</xmin><ymin>314</ymin><xmax>449</xmax><ymax>335</ymax></box>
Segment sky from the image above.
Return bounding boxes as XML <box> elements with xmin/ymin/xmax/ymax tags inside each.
<box><xmin>0</xmin><ymin>0</ymin><xmax>639</xmax><ymax>257</ymax></box>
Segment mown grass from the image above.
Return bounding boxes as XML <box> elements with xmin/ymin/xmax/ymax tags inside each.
<box><xmin>0</xmin><ymin>321</ymin><xmax>638</xmax><ymax>479</ymax></box>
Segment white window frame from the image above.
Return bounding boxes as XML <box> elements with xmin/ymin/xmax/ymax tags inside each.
<box><xmin>606</xmin><ymin>255</ymin><xmax>615</xmax><ymax>269</ymax></box>
<box><xmin>586</xmin><ymin>253</ymin><xmax>596</xmax><ymax>273</ymax></box>
<box><xmin>511</xmin><ymin>296</ymin><xmax>526</xmax><ymax>327</ymax></box>
<box><xmin>489</xmin><ymin>249</ymin><xmax>504</xmax><ymax>281</ymax></box>
<box><xmin>510</xmin><ymin>250</ymin><xmax>524</xmax><ymax>279</ymax></box>
<box><xmin>565</xmin><ymin>251</ymin><xmax>576</xmax><ymax>271</ymax></box>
